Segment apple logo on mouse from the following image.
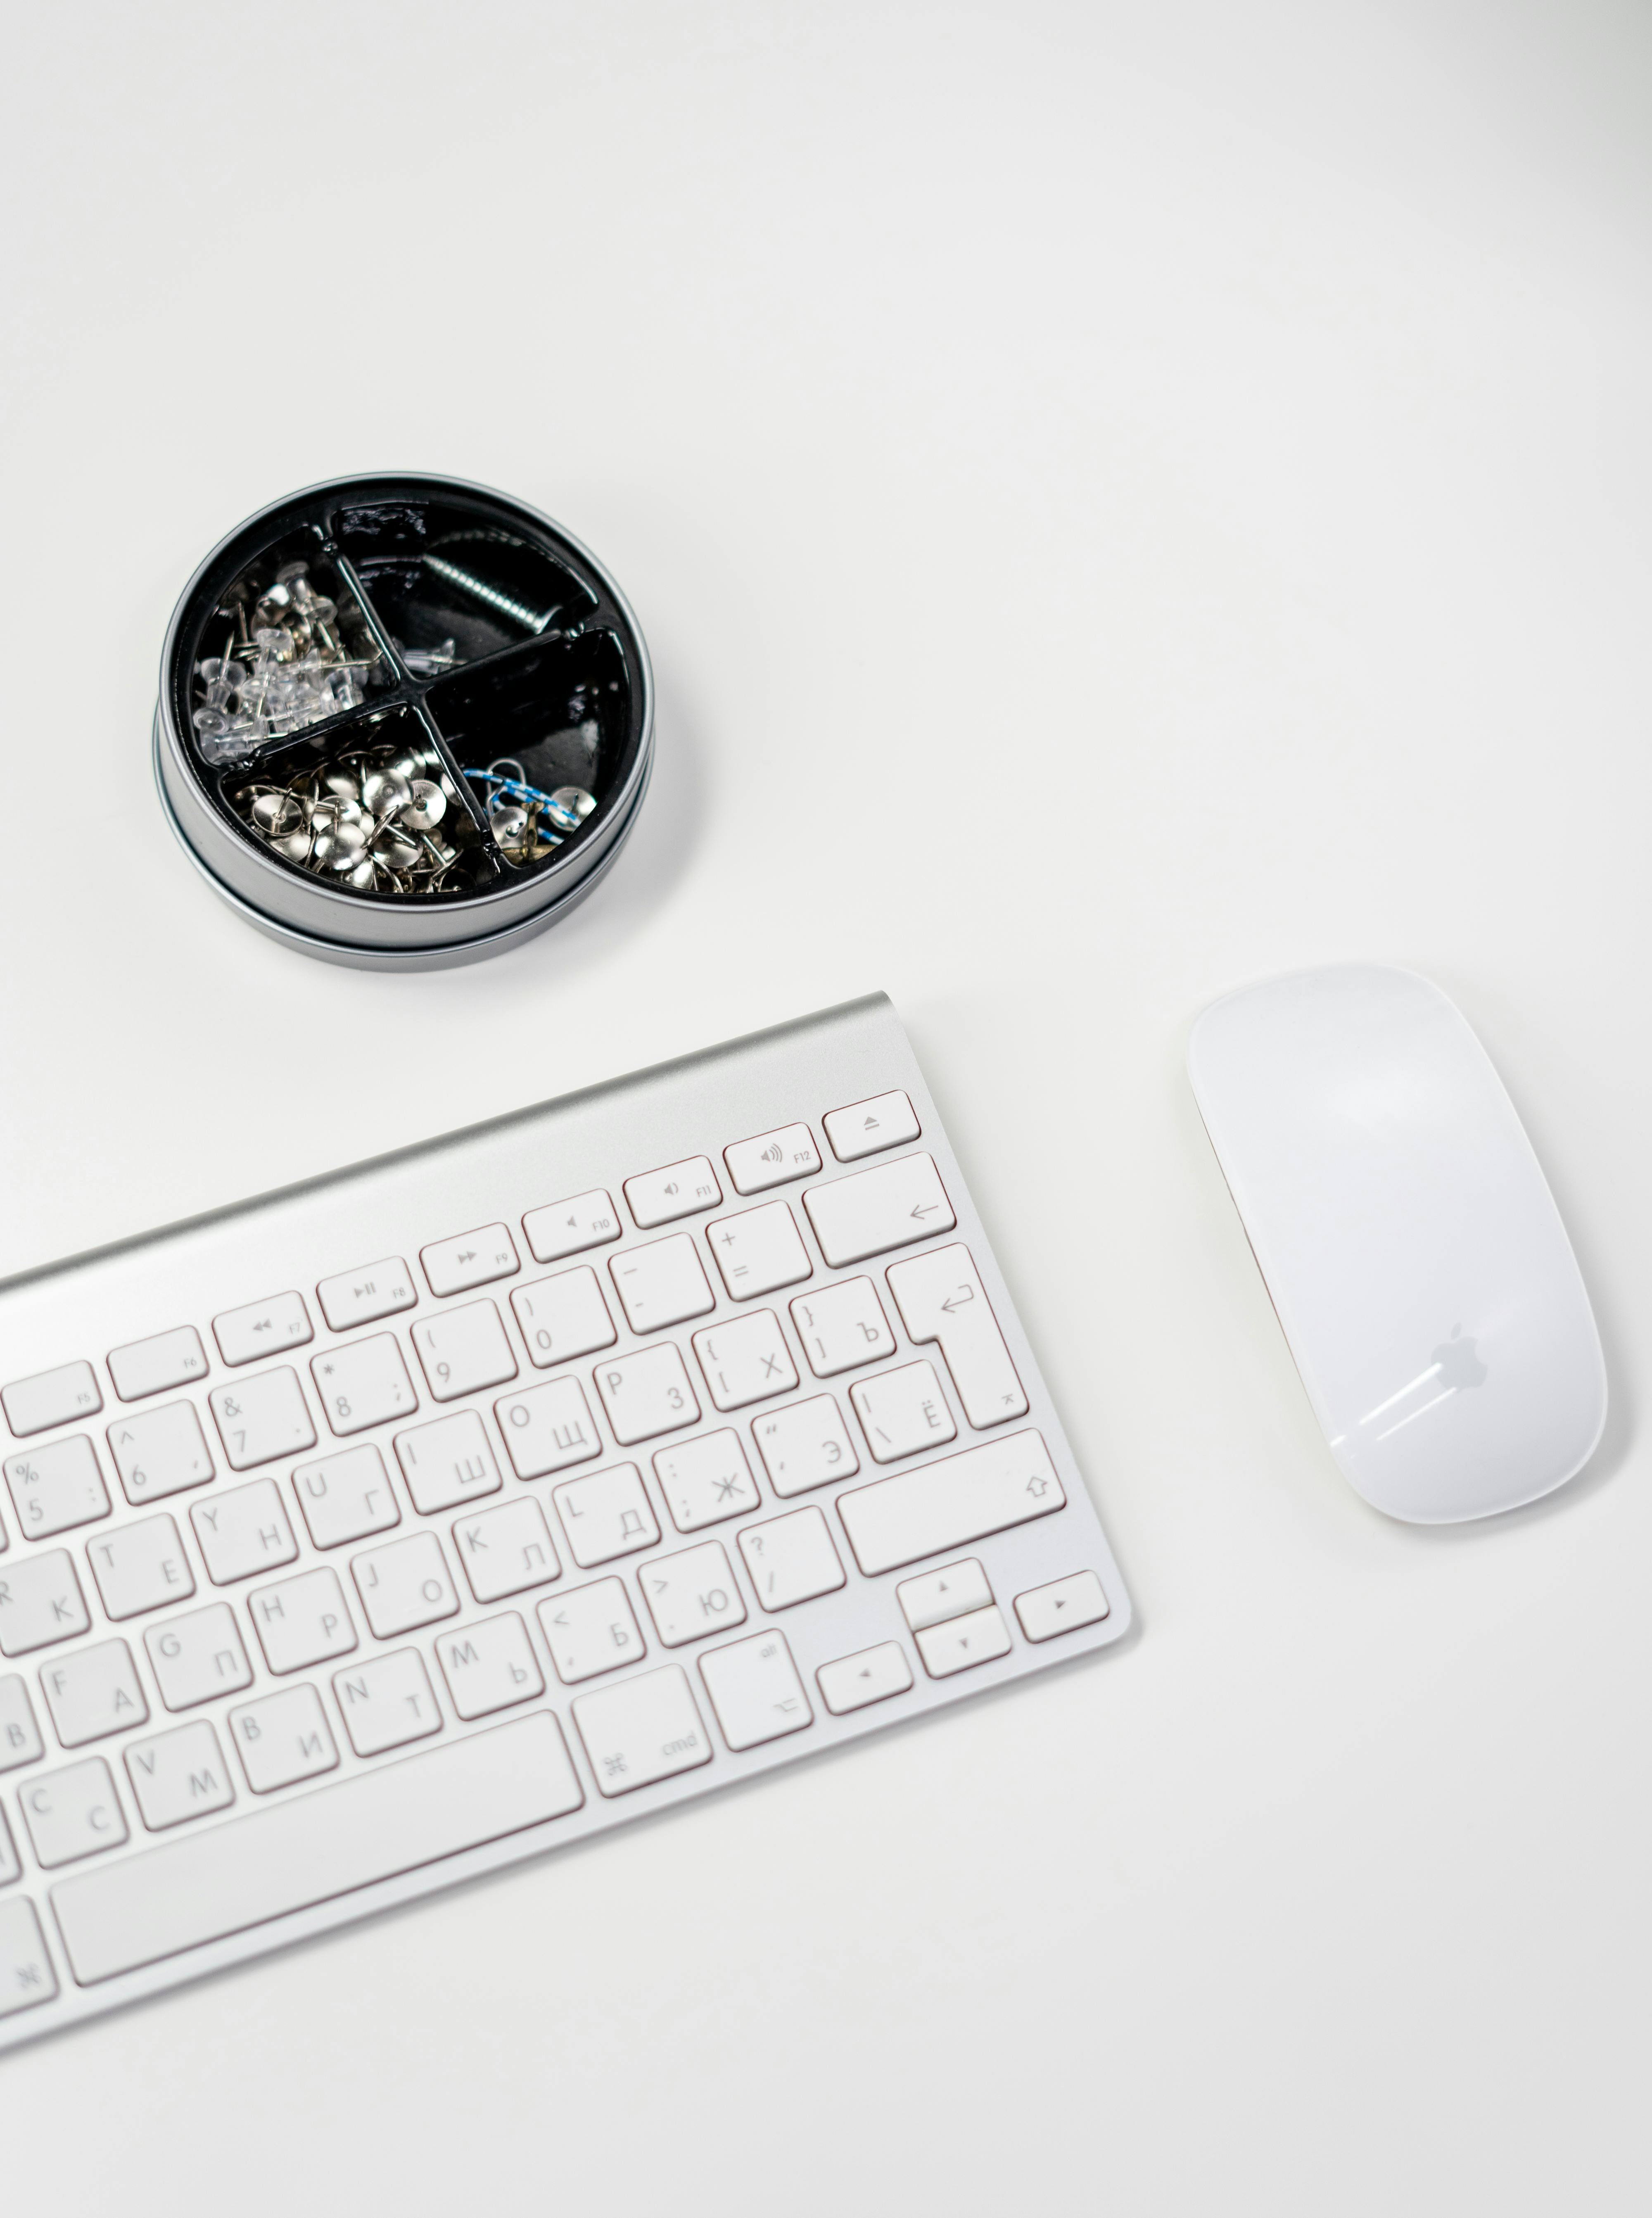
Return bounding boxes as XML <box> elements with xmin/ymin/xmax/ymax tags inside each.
<box><xmin>1431</xmin><ymin>1324</ymin><xmax>1488</xmax><ymax>1391</ymax></box>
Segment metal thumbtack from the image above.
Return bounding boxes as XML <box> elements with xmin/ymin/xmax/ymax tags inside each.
<box><xmin>234</xmin><ymin>744</ymin><xmax>465</xmax><ymax>898</ymax></box>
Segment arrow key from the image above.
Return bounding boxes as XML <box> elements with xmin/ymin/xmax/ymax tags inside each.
<box><xmin>896</xmin><ymin>1556</ymin><xmax>992</xmax><ymax>1632</ymax></box>
<box><xmin>816</xmin><ymin>1641</ymin><xmax>914</xmax><ymax>1715</ymax></box>
<box><xmin>915</xmin><ymin>1603</ymin><xmax>1012</xmax><ymax>1679</ymax></box>
<box><xmin>1013</xmin><ymin>1570</ymin><xmax>1111</xmax><ymax>1643</ymax></box>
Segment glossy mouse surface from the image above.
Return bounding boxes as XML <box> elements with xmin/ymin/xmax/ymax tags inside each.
<box><xmin>1187</xmin><ymin>964</ymin><xmax>1607</xmax><ymax>1524</ymax></box>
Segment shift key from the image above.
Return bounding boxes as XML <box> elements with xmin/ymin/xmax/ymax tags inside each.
<box><xmin>835</xmin><ymin>1429</ymin><xmax>1065</xmax><ymax>1576</ymax></box>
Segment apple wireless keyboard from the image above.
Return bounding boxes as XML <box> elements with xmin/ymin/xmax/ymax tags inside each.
<box><xmin>0</xmin><ymin>993</ymin><xmax>1130</xmax><ymax>2048</ymax></box>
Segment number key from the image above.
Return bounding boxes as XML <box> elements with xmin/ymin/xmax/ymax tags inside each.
<box><xmin>209</xmin><ymin>1367</ymin><xmax>317</xmax><ymax>1470</ymax></box>
<box><xmin>4</xmin><ymin>1434</ymin><xmax>109</xmax><ymax>1538</ymax></box>
<box><xmin>411</xmin><ymin>1301</ymin><xmax>518</xmax><ymax>1403</ymax></box>
<box><xmin>107</xmin><ymin>1402</ymin><xmax>215</xmax><ymax>1504</ymax></box>
<box><xmin>311</xmin><ymin>1335</ymin><xmax>418</xmax><ymax>1437</ymax></box>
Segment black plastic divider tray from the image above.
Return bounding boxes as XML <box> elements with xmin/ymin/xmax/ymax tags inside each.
<box><xmin>154</xmin><ymin>473</ymin><xmax>654</xmax><ymax>969</ymax></box>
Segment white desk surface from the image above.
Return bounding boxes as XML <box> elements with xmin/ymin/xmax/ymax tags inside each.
<box><xmin>5</xmin><ymin>4</ymin><xmax>1650</xmax><ymax>2209</ymax></box>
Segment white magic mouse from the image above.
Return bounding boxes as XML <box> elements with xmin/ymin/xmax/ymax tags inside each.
<box><xmin>1187</xmin><ymin>964</ymin><xmax>1606</xmax><ymax>1524</ymax></box>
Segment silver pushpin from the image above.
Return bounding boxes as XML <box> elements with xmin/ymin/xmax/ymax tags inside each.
<box><xmin>402</xmin><ymin>780</ymin><xmax>447</xmax><ymax>831</ymax></box>
<box><xmin>546</xmin><ymin>786</ymin><xmax>597</xmax><ymax>833</ymax></box>
<box><xmin>373</xmin><ymin>829</ymin><xmax>422</xmax><ymax>872</ymax></box>
<box><xmin>362</xmin><ymin>767</ymin><xmax>413</xmax><ymax>816</ymax></box>
<box><xmin>250</xmin><ymin>790</ymin><xmax>304</xmax><ymax>839</ymax></box>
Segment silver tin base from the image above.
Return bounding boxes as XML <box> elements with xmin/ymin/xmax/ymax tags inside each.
<box><xmin>154</xmin><ymin>716</ymin><xmax>652</xmax><ymax>971</ymax></box>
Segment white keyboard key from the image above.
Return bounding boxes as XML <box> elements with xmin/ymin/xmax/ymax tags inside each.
<box><xmin>435</xmin><ymin>1611</ymin><xmax>544</xmax><ymax>1719</ymax></box>
<box><xmin>594</xmin><ymin>1344</ymin><xmax>700</xmax><ymax>1446</ymax></box>
<box><xmin>692</xmin><ymin>1311</ymin><xmax>799</xmax><ymax>1412</ymax></box>
<box><xmin>706</xmin><ymin>1201</ymin><xmax>813</xmax><ymax>1302</ymax></box>
<box><xmin>0</xmin><ymin>1675</ymin><xmax>44</xmax><ymax>1770</ymax></box>
<box><xmin>803</xmin><ymin>1153</ymin><xmax>955</xmax><ymax>1268</ymax></box>
<box><xmin>249</xmin><ymin>1565</ymin><xmax>357</xmax><ymax>1673</ymax></box>
<box><xmin>816</xmin><ymin>1641</ymin><xmax>914</xmax><ymax>1716</ymax></box>
<box><xmin>916</xmin><ymin>1603</ymin><xmax>1013</xmax><ymax>1678</ymax></box>
<box><xmin>312</xmin><ymin>1334</ymin><xmax>418</xmax><ymax>1437</ymax></box>
<box><xmin>393</xmin><ymin>1408</ymin><xmax>504</xmax><ymax>1513</ymax></box>
<box><xmin>109</xmin><ymin>1326</ymin><xmax>209</xmax><ymax>1401</ymax></box>
<box><xmin>539</xmin><ymin>1577</ymin><xmax>646</xmax><ymax>1684</ymax></box>
<box><xmin>573</xmin><ymin>1663</ymin><xmax>712</xmax><ymax>1795</ymax></box>
<box><xmin>333</xmin><ymin>1649</ymin><xmax>443</xmax><ymax>1756</ymax></box>
<box><xmin>608</xmin><ymin>1235</ymin><xmax>715</xmax><ymax>1335</ymax></box>
<box><xmin>316</xmin><ymin>1258</ymin><xmax>418</xmax><ymax>1334</ymax></box>
<box><xmin>293</xmin><ymin>1444</ymin><xmax>401</xmax><ymax>1549</ymax></box>
<box><xmin>512</xmin><ymin>1268</ymin><xmax>617</xmax><ymax>1368</ymax></box>
<box><xmin>850</xmin><ymin>1359</ymin><xmax>957</xmax><ymax>1463</ymax></box>
<box><xmin>53</xmin><ymin>1714</ymin><xmax>583</xmax><ymax>1983</ymax></box>
<box><xmin>837</xmin><ymin>1429</ymin><xmax>1066</xmax><ymax>1576</ymax></box>
<box><xmin>495</xmin><ymin>1377</ymin><xmax>603</xmax><ymax>1480</ymax></box>
<box><xmin>751</xmin><ymin>1395</ymin><xmax>860</xmax><ymax>1497</ymax></box>
<box><xmin>421</xmin><ymin>1223</ymin><xmax>520</xmax><ymax>1299</ymax></box>
<box><xmin>87</xmin><ymin>1514</ymin><xmax>195</xmax><ymax>1621</ymax></box>
<box><xmin>125</xmin><ymin>1721</ymin><xmax>235</xmax><ymax>1830</ymax></box>
<box><xmin>4</xmin><ymin>1434</ymin><xmax>109</xmax><ymax>1538</ymax></box>
<box><xmin>453</xmin><ymin>1499</ymin><xmax>561</xmax><ymax>1603</ymax></box>
<box><xmin>191</xmin><ymin>1479</ymin><xmax>297</xmax><ymax>1584</ymax></box>
<box><xmin>39</xmin><ymin>1638</ymin><xmax>148</xmax><ymax>1748</ymax></box>
<box><xmin>0</xmin><ymin>1897</ymin><xmax>55</xmax><ymax>2016</ymax></box>
<box><xmin>146</xmin><ymin>1603</ymin><xmax>254</xmax><ymax>1710</ymax></box>
<box><xmin>412</xmin><ymin>1300</ymin><xmax>518</xmax><ymax>1402</ymax></box>
<box><xmin>0</xmin><ymin>1549</ymin><xmax>90</xmax><ymax>1656</ymax></box>
<box><xmin>885</xmin><ymin>1244</ymin><xmax>1028</xmax><ymax>1428</ymax></box>
<box><xmin>0</xmin><ymin>1808</ymin><xmax>17</xmax><ymax>1885</ymax></box>
<box><xmin>522</xmin><ymin>1189</ymin><xmax>622</xmax><ymax>1264</ymax></box>
<box><xmin>19</xmin><ymin>1757</ymin><xmax>128</xmax><ymax>1867</ymax></box>
<box><xmin>700</xmin><ymin>1630</ymin><xmax>812</xmax><ymax>1750</ymax></box>
<box><xmin>738</xmin><ymin>1506</ymin><xmax>846</xmax><ymax>1612</ymax></box>
<box><xmin>107</xmin><ymin>1401</ymin><xmax>215</xmax><ymax>1504</ymax></box>
<box><xmin>230</xmin><ymin>1684</ymin><xmax>339</xmax><ymax>1793</ymax></box>
<box><xmin>1014</xmin><ymin>1569</ymin><xmax>1111</xmax><ymax>1642</ymax></box>
<box><xmin>724</xmin><ymin>1123</ymin><xmax>822</xmax><ymax>1195</ymax></box>
<box><xmin>553</xmin><ymin>1463</ymin><xmax>660</xmax><ymax>1568</ymax></box>
<box><xmin>209</xmin><ymin>1367</ymin><xmax>317</xmax><ymax>1471</ymax></box>
<box><xmin>897</xmin><ymin>1558</ymin><xmax>993</xmax><ymax>1631</ymax></box>
<box><xmin>789</xmin><ymin>1276</ymin><xmax>895</xmax><ymax>1378</ymax></box>
<box><xmin>624</xmin><ymin>1156</ymin><xmax>722</xmax><ymax>1228</ymax></box>
<box><xmin>653</xmin><ymin>1430</ymin><xmax>761</xmax><ymax>1532</ymax></box>
<box><xmin>213</xmin><ymin>1292</ymin><xmax>313</xmax><ymax>1367</ymax></box>
<box><xmin>824</xmin><ymin>1089</ymin><xmax>920</xmax><ymax>1161</ymax></box>
<box><xmin>640</xmin><ymin>1541</ymin><xmax>746</xmax><ymax>1648</ymax></box>
<box><xmin>351</xmin><ymin>1532</ymin><xmax>459</xmax><ymax>1639</ymax></box>
<box><xmin>3</xmin><ymin>1360</ymin><xmax>102</xmax><ymax>1439</ymax></box>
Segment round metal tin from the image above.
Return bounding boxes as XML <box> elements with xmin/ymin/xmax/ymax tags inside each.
<box><xmin>154</xmin><ymin>472</ymin><xmax>655</xmax><ymax>969</ymax></box>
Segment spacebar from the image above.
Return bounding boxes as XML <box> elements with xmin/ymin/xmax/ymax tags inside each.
<box><xmin>50</xmin><ymin>1712</ymin><xmax>585</xmax><ymax>1986</ymax></box>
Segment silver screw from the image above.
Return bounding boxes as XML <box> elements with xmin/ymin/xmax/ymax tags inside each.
<box><xmin>420</xmin><ymin>553</ymin><xmax>564</xmax><ymax>636</ymax></box>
